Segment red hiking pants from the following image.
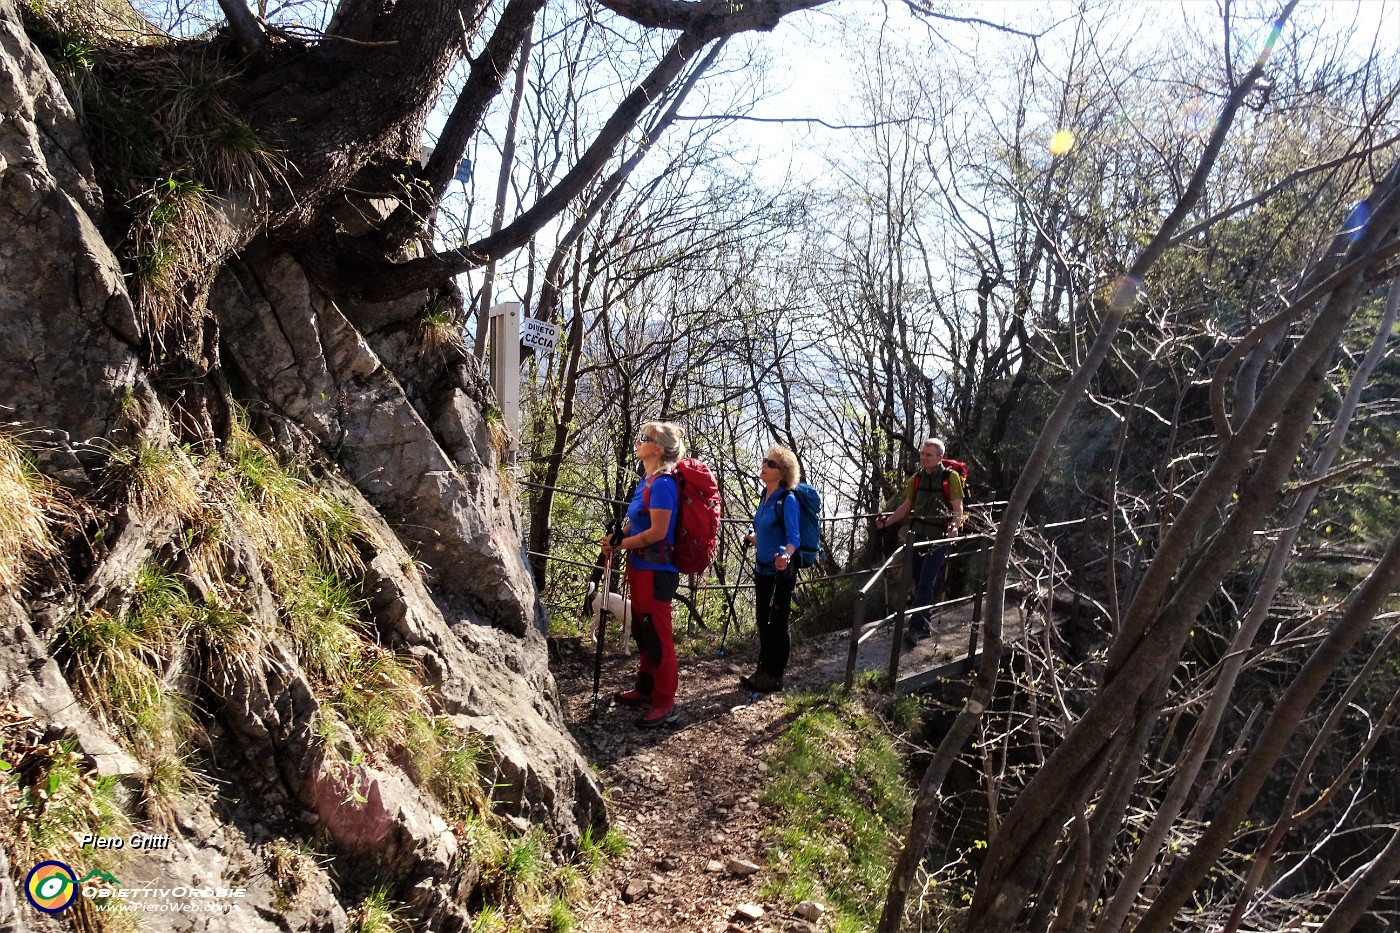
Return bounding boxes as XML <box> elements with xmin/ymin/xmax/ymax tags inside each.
<box><xmin>626</xmin><ymin>566</ymin><xmax>678</xmax><ymax>709</ymax></box>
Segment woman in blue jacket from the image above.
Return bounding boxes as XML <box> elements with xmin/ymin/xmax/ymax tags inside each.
<box><xmin>741</xmin><ymin>444</ymin><xmax>801</xmax><ymax>693</ymax></box>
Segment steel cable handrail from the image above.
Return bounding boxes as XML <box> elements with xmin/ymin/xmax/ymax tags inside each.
<box><xmin>521</xmin><ymin>478</ymin><xmax>1006</xmax><ymax>525</ymax></box>
<box><xmin>525</xmin><ymin>478</ymin><xmax>1098</xmax><ymax>687</ymax></box>
<box><xmin>530</xmin><ymin>520</ymin><xmax>1085</xmax><ymax>599</ymax></box>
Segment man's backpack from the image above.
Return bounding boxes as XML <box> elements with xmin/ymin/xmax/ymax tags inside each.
<box><xmin>940</xmin><ymin>458</ymin><xmax>968</xmax><ymax>505</ymax></box>
<box><xmin>644</xmin><ymin>458</ymin><xmax>721</xmax><ymax>574</ymax></box>
<box><xmin>777</xmin><ymin>482</ymin><xmax>823</xmax><ymax>569</ymax></box>
<box><xmin>913</xmin><ymin>458</ymin><xmax>969</xmax><ymax>509</ymax></box>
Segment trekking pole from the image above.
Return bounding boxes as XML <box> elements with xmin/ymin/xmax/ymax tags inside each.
<box><xmin>717</xmin><ymin>540</ymin><xmax>750</xmax><ymax>657</ymax></box>
<box><xmin>590</xmin><ymin>520</ymin><xmax>625</xmax><ymax>717</ymax></box>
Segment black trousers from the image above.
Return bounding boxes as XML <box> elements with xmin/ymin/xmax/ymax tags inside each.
<box><xmin>754</xmin><ymin>564</ymin><xmax>798</xmax><ymax>677</ymax></box>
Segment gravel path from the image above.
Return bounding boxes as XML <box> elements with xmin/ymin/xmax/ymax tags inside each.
<box><xmin>555</xmin><ymin>638</ymin><xmax>829</xmax><ymax>933</ymax></box>
<box><xmin>551</xmin><ymin>613</ymin><xmax>975</xmax><ymax>932</ymax></box>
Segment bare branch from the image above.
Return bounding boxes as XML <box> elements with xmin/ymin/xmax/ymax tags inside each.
<box><xmin>671</xmin><ymin>112</ymin><xmax>912</xmax><ymax>131</ymax></box>
<box><xmin>898</xmin><ymin>0</ymin><xmax>1049</xmax><ymax>40</ymax></box>
<box><xmin>596</xmin><ymin>0</ymin><xmax>831</xmax><ymax>33</ymax></box>
<box><xmin>1167</xmin><ymin>132</ymin><xmax>1400</xmax><ymax>248</ymax></box>
<box><xmin>1137</xmin><ymin>526</ymin><xmax>1400</xmax><ymax>933</ymax></box>
<box><xmin>422</xmin><ymin>0</ymin><xmax>544</xmax><ymax>206</ymax></box>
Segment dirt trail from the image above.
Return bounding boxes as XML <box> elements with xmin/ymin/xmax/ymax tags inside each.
<box><xmin>552</xmin><ymin>611</ymin><xmax>980</xmax><ymax>932</ymax></box>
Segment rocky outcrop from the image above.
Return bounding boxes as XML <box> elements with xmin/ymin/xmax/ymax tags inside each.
<box><xmin>0</xmin><ymin>0</ymin><xmax>159</xmax><ymax>469</ymax></box>
<box><xmin>0</xmin><ymin>1</ymin><xmax>602</xmax><ymax>927</ymax></box>
<box><xmin>208</xmin><ymin>249</ymin><xmax>538</xmax><ymax>637</ymax></box>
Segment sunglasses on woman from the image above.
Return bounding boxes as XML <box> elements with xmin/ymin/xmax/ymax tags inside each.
<box><xmin>762</xmin><ymin>458</ymin><xmax>779</xmax><ymax>469</ymax></box>
<box><xmin>636</xmin><ymin>435</ymin><xmax>654</xmax><ymax>445</ymax></box>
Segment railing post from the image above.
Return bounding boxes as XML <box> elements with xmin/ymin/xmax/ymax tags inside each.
<box><xmin>844</xmin><ymin>589</ymin><xmax>866</xmax><ymax>691</ymax></box>
<box><xmin>487</xmin><ymin>301</ymin><xmax>520</xmax><ymax>463</ymax></box>
<box><xmin>888</xmin><ymin>538</ymin><xmax>917</xmax><ymax>684</ymax></box>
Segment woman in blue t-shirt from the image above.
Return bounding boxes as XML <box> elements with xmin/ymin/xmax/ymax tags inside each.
<box><xmin>601</xmin><ymin>420</ymin><xmax>684</xmax><ymax>727</ymax></box>
<box><xmin>741</xmin><ymin>444</ymin><xmax>801</xmax><ymax>693</ymax></box>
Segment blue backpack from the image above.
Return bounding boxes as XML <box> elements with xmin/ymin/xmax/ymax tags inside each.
<box><xmin>777</xmin><ymin>483</ymin><xmax>823</xmax><ymax>569</ymax></box>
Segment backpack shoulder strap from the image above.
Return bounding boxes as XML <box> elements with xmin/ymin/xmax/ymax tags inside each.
<box><xmin>642</xmin><ymin>471</ymin><xmax>672</xmax><ymax>508</ymax></box>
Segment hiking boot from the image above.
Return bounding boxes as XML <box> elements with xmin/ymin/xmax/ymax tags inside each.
<box><xmin>903</xmin><ymin>626</ymin><xmax>929</xmax><ymax>649</ymax></box>
<box><xmin>746</xmin><ymin>670</ymin><xmax>783</xmax><ymax>693</ymax></box>
<box><xmin>613</xmin><ymin>689</ymin><xmax>651</xmax><ymax>707</ymax></box>
<box><xmin>635</xmin><ymin>706</ymin><xmax>677</xmax><ymax>729</ymax></box>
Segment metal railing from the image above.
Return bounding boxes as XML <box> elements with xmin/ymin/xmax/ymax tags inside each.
<box><xmin>843</xmin><ymin>532</ymin><xmax>993</xmax><ymax>689</ymax></box>
<box><xmin>524</xmin><ymin>477</ymin><xmax>1106</xmax><ymax>690</ymax></box>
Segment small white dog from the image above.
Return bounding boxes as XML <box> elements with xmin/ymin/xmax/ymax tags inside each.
<box><xmin>589</xmin><ymin>584</ymin><xmax>633</xmax><ymax>655</ymax></box>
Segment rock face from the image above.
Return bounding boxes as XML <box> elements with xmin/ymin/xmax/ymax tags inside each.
<box><xmin>209</xmin><ymin>247</ymin><xmax>538</xmax><ymax>637</ymax></box>
<box><xmin>0</xmin><ymin>0</ymin><xmax>156</xmax><ymax>465</ymax></box>
<box><xmin>0</xmin><ymin>1</ymin><xmax>602</xmax><ymax>927</ymax></box>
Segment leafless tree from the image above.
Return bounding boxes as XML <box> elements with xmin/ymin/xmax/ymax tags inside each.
<box><xmin>38</xmin><ymin>0</ymin><xmax>833</xmax><ymax>444</ymax></box>
<box><xmin>875</xmin><ymin>3</ymin><xmax>1400</xmax><ymax>930</ymax></box>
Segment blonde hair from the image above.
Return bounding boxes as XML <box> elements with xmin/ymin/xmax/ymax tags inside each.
<box><xmin>642</xmin><ymin>420</ymin><xmax>686</xmax><ymax>465</ymax></box>
<box><xmin>765</xmin><ymin>445</ymin><xmax>801</xmax><ymax>490</ymax></box>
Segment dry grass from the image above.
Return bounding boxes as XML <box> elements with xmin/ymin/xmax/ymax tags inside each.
<box><xmin>484</xmin><ymin>407</ymin><xmax>511</xmax><ymax>463</ymax></box>
<box><xmin>0</xmin><ymin>430</ymin><xmax>75</xmax><ymax>595</ymax></box>
<box><xmin>127</xmin><ymin>175</ymin><xmax>220</xmax><ymax>336</ymax></box>
<box><xmin>267</xmin><ymin>838</ymin><xmax>323</xmax><ymax>912</ymax></box>
<box><xmin>222</xmin><ymin>417</ymin><xmax>434</xmax><ymax>756</ymax></box>
<box><xmin>226</xmin><ymin>419</ymin><xmax>372</xmax><ymax>578</ymax></box>
<box><xmin>335</xmin><ymin>646</ymin><xmax>427</xmax><ymax>746</ymax></box>
<box><xmin>404</xmin><ymin>714</ymin><xmax>491</xmax><ymax>820</ymax></box>
<box><xmin>416</xmin><ymin>301</ymin><xmax>468</xmax><ymax>358</ymax></box>
<box><xmin>349</xmin><ymin>887</ymin><xmax>413</xmax><ymax>933</ymax></box>
<box><xmin>104</xmin><ymin>436</ymin><xmax>204</xmax><ymax>522</ymax></box>
<box><xmin>59</xmin><ymin>562</ymin><xmax>211</xmax><ymax>825</ymax></box>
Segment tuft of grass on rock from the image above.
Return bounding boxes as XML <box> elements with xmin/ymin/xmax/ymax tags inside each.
<box><xmin>266</xmin><ymin>838</ymin><xmax>323</xmax><ymax>912</ymax></box>
<box><xmin>280</xmin><ymin>567</ymin><xmax>364</xmax><ymax>684</ymax></box>
<box><xmin>350</xmin><ymin>886</ymin><xmax>411</xmax><ymax>933</ymax></box>
<box><xmin>405</xmin><ymin>713</ymin><xmax>491</xmax><ymax>820</ymax></box>
<box><xmin>1</xmin><ymin>705</ymin><xmax>130</xmax><ymax>869</ymax></box>
<box><xmin>0</xmin><ymin>430</ymin><xmax>75</xmax><ymax>595</ymax></box>
<box><xmin>416</xmin><ymin>300</ymin><xmax>466</xmax><ymax>357</ymax></box>
<box><xmin>335</xmin><ymin>647</ymin><xmax>427</xmax><ymax>746</ymax></box>
<box><xmin>59</xmin><ymin>562</ymin><xmax>207</xmax><ymax>822</ymax></box>
<box><xmin>226</xmin><ymin>418</ymin><xmax>373</xmax><ymax>579</ymax></box>
<box><xmin>574</xmin><ymin>825</ymin><xmax>627</xmax><ymax>877</ymax></box>
<box><xmin>105</xmin><ymin>436</ymin><xmax>204</xmax><ymax>521</ymax></box>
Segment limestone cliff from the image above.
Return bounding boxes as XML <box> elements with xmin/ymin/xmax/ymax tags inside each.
<box><xmin>0</xmin><ymin>1</ymin><xmax>602</xmax><ymax>927</ymax></box>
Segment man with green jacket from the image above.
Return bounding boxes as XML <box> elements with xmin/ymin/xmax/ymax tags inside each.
<box><xmin>875</xmin><ymin>438</ymin><xmax>965</xmax><ymax>646</ymax></box>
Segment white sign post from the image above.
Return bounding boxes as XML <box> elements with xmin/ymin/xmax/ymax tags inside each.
<box><xmin>520</xmin><ymin>318</ymin><xmax>560</xmax><ymax>355</ymax></box>
<box><xmin>488</xmin><ymin>301</ymin><xmax>520</xmax><ymax>459</ymax></box>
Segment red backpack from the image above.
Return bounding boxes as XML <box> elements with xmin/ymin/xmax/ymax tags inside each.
<box><xmin>643</xmin><ymin>458</ymin><xmax>721</xmax><ymax>574</ymax></box>
<box><xmin>912</xmin><ymin>458</ymin><xmax>969</xmax><ymax>508</ymax></box>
